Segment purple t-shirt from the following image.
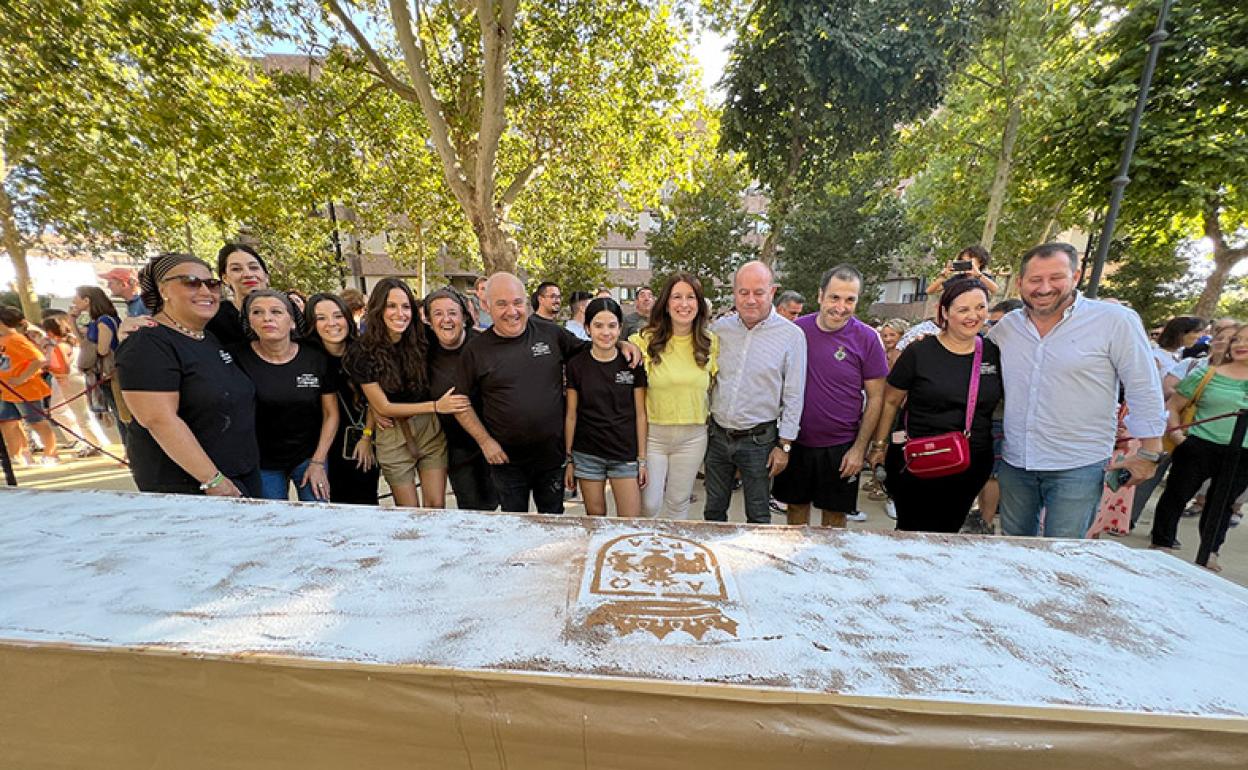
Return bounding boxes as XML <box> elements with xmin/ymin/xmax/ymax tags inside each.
<box><xmin>795</xmin><ymin>315</ymin><xmax>889</xmax><ymax>447</ymax></box>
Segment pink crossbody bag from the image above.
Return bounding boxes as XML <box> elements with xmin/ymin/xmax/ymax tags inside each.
<box><xmin>902</xmin><ymin>336</ymin><xmax>982</xmax><ymax>479</ymax></box>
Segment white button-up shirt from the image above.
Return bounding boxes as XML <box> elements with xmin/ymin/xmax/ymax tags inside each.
<box><xmin>987</xmin><ymin>293</ymin><xmax>1166</xmax><ymax>470</ymax></box>
<box><xmin>710</xmin><ymin>310</ymin><xmax>807</xmax><ymax>441</ymax></box>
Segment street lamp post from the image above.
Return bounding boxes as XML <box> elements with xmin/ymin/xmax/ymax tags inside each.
<box><xmin>1084</xmin><ymin>0</ymin><xmax>1174</xmax><ymax>298</ymax></box>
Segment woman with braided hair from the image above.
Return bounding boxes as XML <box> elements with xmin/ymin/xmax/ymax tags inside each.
<box><xmin>116</xmin><ymin>252</ymin><xmax>261</xmax><ymax>496</ymax></box>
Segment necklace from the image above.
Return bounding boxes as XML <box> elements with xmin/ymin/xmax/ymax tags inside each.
<box><xmin>252</xmin><ymin>340</ymin><xmax>298</xmax><ymax>365</ymax></box>
<box><xmin>160</xmin><ymin>313</ymin><xmax>205</xmax><ymax>341</ymax></box>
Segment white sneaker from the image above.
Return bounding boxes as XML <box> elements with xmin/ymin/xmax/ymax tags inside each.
<box><xmin>846</xmin><ymin>510</ymin><xmax>868</xmax><ymax>522</ymax></box>
<box><xmin>885</xmin><ymin>500</ymin><xmax>897</xmax><ymax>520</ymax></box>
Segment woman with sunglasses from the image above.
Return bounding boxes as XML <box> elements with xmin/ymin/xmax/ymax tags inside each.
<box><xmin>232</xmin><ymin>289</ymin><xmax>338</xmax><ymax>502</ymax></box>
<box><xmin>304</xmin><ymin>292</ymin><xmax>381</xmax><ymax>505</ymax></box>
<box><xmin>117</xmin><ymin>253</ymin><xmax>261</xmax><ymax>497</ymax></box>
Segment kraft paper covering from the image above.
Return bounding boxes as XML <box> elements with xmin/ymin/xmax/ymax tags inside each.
<box><xmin>1</xmin><ymin>488</ymin><xmax>1246</xmax><ymax>768</ymax></box>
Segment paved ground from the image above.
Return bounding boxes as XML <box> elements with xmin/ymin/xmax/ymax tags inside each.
<box><xmin>10</xmin><ymin>443</ymin><xmax>1247</xmax><ymax>588</ymax></box>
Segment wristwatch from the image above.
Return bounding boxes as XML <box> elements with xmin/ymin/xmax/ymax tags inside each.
<box><xmin>1137</xmin><ymin>449</ymin><xmax>1166</xmax><ymax>463</ymax></box>
<box><xmin>779</xmin><ymin>441</ymin><xmax>792</xmax><ymax>454</ymax></box>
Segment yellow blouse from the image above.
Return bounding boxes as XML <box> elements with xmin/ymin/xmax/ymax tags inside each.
<box><xmin>629</xmin><ymin>330</ymin><xmax>718</xmax><ymax>425</ymax></box>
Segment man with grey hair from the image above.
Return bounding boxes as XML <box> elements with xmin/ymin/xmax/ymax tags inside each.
<box><xmin>772</xmin><ymin>265</ymin><xmax>888</xmax><ymax>527</ymax></box>
<box><xmin>988</xmin><ymin>242</ymin><xmax>1166</xmax><ymax>538</ymax></box>
<box><xmin>704</xmin><ymin>261</ymin><xmax>807</xmax><ymax>524</ymax></box>
<box><xmin>455</xmin><ymin>273</ymin><xmax>640</xmax><ymax>514</ymax></box>
<box><xmin>775</xmin><ymin>290</ymin><xmax>804</xmax><ymax>321</ymax></box>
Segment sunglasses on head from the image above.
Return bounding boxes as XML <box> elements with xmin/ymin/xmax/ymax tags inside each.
<box><xmin>161</xmin><ymin>275</ymin><xmax>224</xmax><ymax>291</ymax></box>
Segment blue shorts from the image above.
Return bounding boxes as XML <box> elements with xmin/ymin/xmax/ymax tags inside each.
<box><xmin>571</xmin><ymin>450</ymin><xmax>638</xmax><ymax>481</ymax></box>
<box><xmin>0</xmin><ymin>399</ymin><xmax>47</xmax><ymax>424</ymax></box>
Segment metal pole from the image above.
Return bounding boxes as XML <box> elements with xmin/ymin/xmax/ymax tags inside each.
<box><xmin>328</xmin><ymin>201</ymin><xmax>347</xmax><ymax>289</ymax></box>
<box><xmin>1197</xmin><ymin>409</ymin><xmax>1248</xmax><ymax>567</ymax></box>
<box><xmin>1085</xmin><ymin>0</ymin><xmax>1173</xmax><ymax>298</ymax></box>
<box><xmin>0</xmin><ymin>424</ymin><xmax>16</xmax><ymax>487</ymax></box>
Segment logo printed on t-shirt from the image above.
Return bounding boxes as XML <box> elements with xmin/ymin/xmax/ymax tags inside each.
<box><xmin>531</xmin><ymin>341</ymin><xmax>552</xmax><ymax>357</ymax></box>
<box><xmin>614</xmin><ymin>370</ymin><xmax>635</xmax><ymax>386</ymax></box>
<box><xmin>980</xmin><ymin>363</ymin><xmax>999</xmax><ymax>376</ymax></box>
<box><xmin>296</xmin><ymin>373</ymin><xmax>320</xmax><ymax>388</ymax></box>
<box><xmin>219</xmin><ymin>350</ymin><xmax>234</xmax><ymax>364</ymax></box>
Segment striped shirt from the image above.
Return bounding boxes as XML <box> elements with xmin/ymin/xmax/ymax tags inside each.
<box><xmin>710</xmin><ymin>310</ymin><xmax>807</xmax><ymax>441</ymax></box>
<box><xmin>987</xmin><ymin>293</ymin><xmax>1166</xmax><ymax>470</ymax></box>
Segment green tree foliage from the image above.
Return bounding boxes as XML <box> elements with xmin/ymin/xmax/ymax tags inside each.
<box><xmin>778</xmin><ymin>155</ymin><xmax>916</xmax><ymax>314</ymax></box>
<box><xmin>895</xmin><ymin>0</ymin><xmax>1103</xmax><ymax>279</ymax></box>
<box><xmin>647</xmin><ymin>152</ymin><xmax>757</xmax><ymax>305</ymax></box>
<box><xmin>1038</xmin><ymin>0</ymin><xmax>1247</xmax><ymax>315</ymax></box>
<box><xmin>720</xmin><ymin>0</ymin><xmax>987</xmax><ymax>263</ymax></box>
<box><xmin>0</xmin><ymin>0</ymin><xmax>350</xmax><ymax>316</ymax></box>
<box><xmin>1097</xmin><ymin>229</ymin><xmax>1201</xmax><ymax>328</ymax></box>
<box><xmin>279</xmin><ymin>0</ymin><xmax>704</xmax><ymax>278</ymax></box>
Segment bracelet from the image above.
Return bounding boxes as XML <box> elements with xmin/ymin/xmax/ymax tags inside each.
<box><xmin>308</xmin><ymin>459</ymin><xmax>325</xmax><ymax>467</ymax></box>
<box><xmin>199</xmin><ymin>471</ymin><xmax>225</xmax><ymax>491</ymax></box>
<box><xmin>637</xmin><ymin>458</ymin><xmax>648</xmax><ymax>468</ymax></box>
<box><xmin>362</xmin><ymin>428</ymin><xmax>373</xmax><ymax>438</ymax></box>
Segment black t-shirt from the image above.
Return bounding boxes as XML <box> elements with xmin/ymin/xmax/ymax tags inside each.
<box><xmin>230</xmin><ymin>342</ymin><xmax>336</xmax><ymax>470</ymax></box>
<box><xmin>887</xmin><ymin>335</ymin><xmax>1003</xmax><ymax>451</ymax></box>
<box><xmin>116</xmin><ymin>325</ymin><xmax>259</xmax><ymax>491</ymax></box>
<box><xmin>455</xmin><ymin>317</ymin><xmax>588</xmax><ymax>465</ymax></box>
<box><xmin>206</xmin><ymin>302</ymin><xmax>246</xmax><ymax>347</ymax></box>
<box><xmin>428</xmin><ymin>328</ymin><xmax>483</xmax><ymax>465</ymax></box>
<box><xmin>344</xmin><ymin>341</ymin><xmax>429</xmax><ymax>404</ymax></box>
<box><xmin>566</xmin><ymin>349</ymin><xmax>648</xmax><ymax>461</ymax></box>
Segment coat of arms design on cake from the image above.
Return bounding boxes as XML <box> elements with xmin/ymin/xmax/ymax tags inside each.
<box><xmin>582</xmin><ymin>533</ymin><xmax>738</xmax><ymax>640</ymax></box>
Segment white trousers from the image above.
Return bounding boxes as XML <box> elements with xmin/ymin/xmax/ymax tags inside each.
<box><xmin>641</xmin><ymin>423</ymin><xmax>708</xmax><ymax>520</ymax></box>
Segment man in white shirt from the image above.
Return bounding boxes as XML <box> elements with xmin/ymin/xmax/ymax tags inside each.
<box><xmin>987</xmin><ymin>243</ymin><xmax>1167</xmax><ymax>538</ymax></box>
<box><xmin>704</xmin><ymin>261</ymin><xmax>807</xmax><ymax>524</ymax></box>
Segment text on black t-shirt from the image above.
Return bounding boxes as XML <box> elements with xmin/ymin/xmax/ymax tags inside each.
<box><xmin>886</xmin><ymin>335</ymin><xmax>1003</xmax><ymax>451</ymax></box>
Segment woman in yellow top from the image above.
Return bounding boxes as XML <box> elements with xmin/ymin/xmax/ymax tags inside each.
<box><xmin>629</xmin><ymin>273</ymin><xmax>718</xmax><ymax>519</ymax></box>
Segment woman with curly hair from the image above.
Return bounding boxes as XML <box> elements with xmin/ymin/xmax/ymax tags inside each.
<box><xmin>344</xmin><ymin>277</ymin><xmax>468</xmax><ymax>508</ymax></box>
<box><xmin>628</xmin><ymin>273</ymin><xmax>718</xmax><ymax>519</ymax></box>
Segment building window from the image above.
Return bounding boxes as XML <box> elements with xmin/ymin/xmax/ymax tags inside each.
<box><xmin>620</xmin><ymin>250</ymin><xmax>637</xmax><ymax>268</ymax></box>
<box><xmin>619</xmin><ymin>287</ymin><xmax>635</xmax><ymax>302</ymax></box>
<box><xmin>607</xmin><ymin>249</ymin><xmax>620</xmax><ymax>268</ymax></box>
<box><xmin>638</xmin><ymin>250</ymin><xmax>650</xmax><ymax>269</ymax></box>
<box><xmin>598</xmin><ymin>250</ymin><xmax>609</xmax><ymax>266</ymax></box>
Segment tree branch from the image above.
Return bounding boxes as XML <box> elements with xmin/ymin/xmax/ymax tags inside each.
<box><xmin>476</xmin><ymin>0</ymin><xmax>517</xmax><ymax>213</ymax></box>
<box><xmin>325</xmin><ymin>0</ymin><xmax>422</xmax><ymax>103</ymax></box>
<box><xmin>497</xmin><ymin>157</ymin><xmax>543</xmax><ymax>215</ymax></box>
<box><xmin>1203</xmin><ymin>197</ymin><xmax>1227</xmax><ymax>253</ymax></box>
<box><xmin>387</xmin><ymin>0</ymin><xmax>476</xmax><ymax>212</ymax></box>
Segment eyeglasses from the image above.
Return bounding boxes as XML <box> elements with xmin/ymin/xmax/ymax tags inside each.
<box><xmin>162</xmin><ymin>275</ymin><xmax>224</xmax><ymax>291</ymax></box>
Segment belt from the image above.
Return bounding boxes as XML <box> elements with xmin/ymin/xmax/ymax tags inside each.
<box><xmin>715</xmin><ymin>419</ymin><xmax>775</xmax><ymax>439</ymax></box>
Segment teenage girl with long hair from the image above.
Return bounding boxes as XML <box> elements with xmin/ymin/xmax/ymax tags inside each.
<box><xmin>344</xmin><ymin>277</ymin><xmax>468</xmax><ymax>508</ymax></box>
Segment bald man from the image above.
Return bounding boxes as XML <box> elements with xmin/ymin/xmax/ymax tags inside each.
<box><xmin>703</xmin><ymin>261</ymin><xmax>807</xmax><ymax>524</ymax></box>
<box><xmin>455</xmin><ymin>273</ymin><xmax>639</xmax><ymax>514</ymax></box>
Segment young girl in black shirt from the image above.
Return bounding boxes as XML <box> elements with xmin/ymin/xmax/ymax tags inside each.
<box><xmin>564</xmin><ymin>298</ymin><xmax>648</xmax><ymax>517</ymax></box>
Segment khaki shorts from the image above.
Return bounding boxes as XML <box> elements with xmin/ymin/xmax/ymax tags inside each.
<box><xmin>374</xmin><ymin>413</ymin><xmax>448</xmax><ymax>487</ymax></box>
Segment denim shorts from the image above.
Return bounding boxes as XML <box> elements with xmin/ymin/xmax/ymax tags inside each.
<box><xmin>0</xmin><ymin>399</ymin><xmax>47</xmax><ymax>424</ymax></box>
<box><xmin>571</xmin><ymin>450</ymin><xmax>638</xmax><ymax>481</ymax></box>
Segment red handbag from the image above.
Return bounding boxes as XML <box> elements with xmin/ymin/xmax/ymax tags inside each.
<box><xmin>902</xmin><ymin>337</ymin><xmax>982</xmax><ymax>479</ymax></box>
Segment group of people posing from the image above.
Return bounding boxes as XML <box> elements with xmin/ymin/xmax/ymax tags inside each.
<box><xmin>80</xmin><ymin>240</ymin><xmax>1239</xmax><ymax>570</ymax></box>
